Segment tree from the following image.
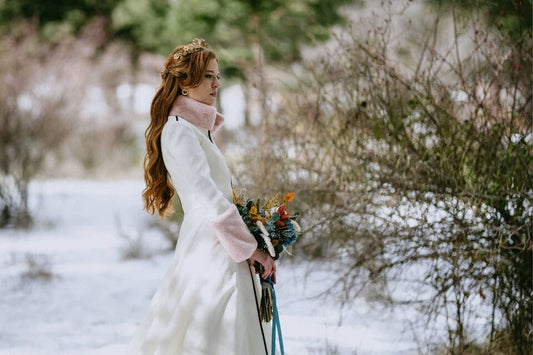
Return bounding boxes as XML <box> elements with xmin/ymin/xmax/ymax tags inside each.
<box><xmin>426</xmin><ymin>0</ymin><xmax>532</xmax><ymax>39</ymax></box>
<box><xmin>112</xmin><ymin>0</ymin><xmax>353</xmax><ymax>59</ymax></box>
<box><xmin>0</xmin><ymin>0</ymin><xmax>119</xmax><ymax>37</ymax></box>
<box><xmin>112</xmin><ymin>0</ymin><xmax>360</xmax><ymax>125</ymax></box>
<box><xmin>245</xmin><ymin>1</ymin><xmax>532</xmax><ymax>352</ymax></box>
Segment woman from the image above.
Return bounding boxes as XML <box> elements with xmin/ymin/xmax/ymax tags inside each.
<box><xmin>129</xmin><ymin>39</ymin><xmax>276</xmax><ymax>354</ymax></box>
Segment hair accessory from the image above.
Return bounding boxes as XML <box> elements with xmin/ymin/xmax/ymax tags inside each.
<box><xmin>173</xmin><ymin>38</ymin><xmax>209</xmax><ymax>60</ymax></box>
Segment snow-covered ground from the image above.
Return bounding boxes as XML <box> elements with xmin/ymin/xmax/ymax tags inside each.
<box><xmin>0</xmin><ymin>180</ymin><xmax>420</xmax><ymax>355</ymax></box>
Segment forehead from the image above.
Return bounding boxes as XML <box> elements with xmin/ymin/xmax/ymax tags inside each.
<box><xmin>206</xmin><ymin>59</ymin><xmax>219</xmax><ymax>72</ymax></box>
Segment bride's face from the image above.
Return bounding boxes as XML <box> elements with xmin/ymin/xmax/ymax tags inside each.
<box><xmin>188</xmin><ymin>59</ymin><xmax>221</xmax><ymax>107</ymax></box>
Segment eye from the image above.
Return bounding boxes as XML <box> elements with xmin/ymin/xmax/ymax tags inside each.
<box><xmin>205</xmin><ymin>74</ymin><xmax>221</xmax><ymax>80</ymax></box>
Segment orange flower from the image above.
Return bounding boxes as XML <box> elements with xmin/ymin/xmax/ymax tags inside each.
<box><xmin>283</xmin><ymin>193</ymin><xmax>295</xmax><ymax>203</ymax></box>
<box><xmin>277</xmin><ymin>205</ymin><xmax>291</xmax><ymax>220</ymax></box>
<box><xmin>254</xmin><ymin>215</ymin><xmax>266</xmax><ymax>223</ymax></box>
<box><xmin>249</xmin><ymin>205</ymin><xmax>265</xmax><ymax>223</ymax></box>
<box><xmin>277</xmin><ymin>205</ymin><xmax>285</xmax><ymax>216</ymax></box>
<box><xmin>275</xmin><ymin>220</ymin><xmax>286</xmax><ymax>228</ymax></box>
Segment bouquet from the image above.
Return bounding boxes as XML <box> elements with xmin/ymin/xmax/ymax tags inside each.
<box><xmin>233</xmin><ymin>191</ymin><xmax>301</xmax><ymax>322</ymax></box>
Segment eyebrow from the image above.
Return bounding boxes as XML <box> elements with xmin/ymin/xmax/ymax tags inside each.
<box><xmin>206</xmin><ymin>70</ymin><xmax>220</xmax><ymax>74</ymax></box>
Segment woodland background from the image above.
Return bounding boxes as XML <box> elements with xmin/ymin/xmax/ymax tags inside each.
<box><xmin>0</xmin><ymin>0</ymin><xmax>531</xmax><ymax>354</ymax></box>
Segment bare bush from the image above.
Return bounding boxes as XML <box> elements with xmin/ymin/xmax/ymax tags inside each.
<box><xmin>116</xmin><ymin>207</ymin><xmax>181</xmax><ymax>259</ymax></box>
<box><xmin>0</xmin><ymin>21</ymin><xmax>79</xmax><ymax>227</ymax></box>
<box><xmin>117</xmin><ymin>222</ymin><xmax>152</xmax><ymax>260</ymax></box>
<box><xmin>0</xmin><ymin>18</ymin><xmax>155</xmax><ymax>226</ymax></box>
<box><xmin>21</xmin><ymin>254</ymin><xmax>54</xmax><ymax>281</ymax></box>
<box><xmin>239</xmin><ymin>1</ymin><xmax>531</xmax><ymax>352</ymax></box>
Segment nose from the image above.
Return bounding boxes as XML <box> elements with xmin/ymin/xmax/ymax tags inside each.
<box><xmin>212</xmin><ymin>77</ymin><xmax>221</xmax><ymax>89</ymax></box>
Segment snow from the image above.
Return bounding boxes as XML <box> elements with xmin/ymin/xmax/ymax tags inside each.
<box><xmin>0</xmin><ymin>180</ymin><xmax>420</xmax><ymax>355</ymax></box>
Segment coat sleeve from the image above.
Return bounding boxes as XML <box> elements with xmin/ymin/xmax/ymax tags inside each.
<box><xmin>161</xmin><ymin>120</ymin><xmax>257</xmax><ymax>263</ymax></box>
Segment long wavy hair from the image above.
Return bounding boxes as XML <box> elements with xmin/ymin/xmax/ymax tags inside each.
<box><xmin>143</xmin><ymin>42</ymin><xmax>217</xmax><ymax>217</ymax></box>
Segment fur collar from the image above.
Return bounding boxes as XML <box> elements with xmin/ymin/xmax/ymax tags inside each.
<box><xmin>172</xmin><ymin>95</ymin><xmax>224</xmax><ymax>133</ymax></box>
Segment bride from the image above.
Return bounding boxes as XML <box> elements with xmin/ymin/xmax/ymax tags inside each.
<box><xmin>128</xmin><ymin>39</ymin><xmax>276</xmax><ymax>354</ymax></box>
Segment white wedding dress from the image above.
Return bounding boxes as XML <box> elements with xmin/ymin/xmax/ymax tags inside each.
<box><xmin>128</xmin><ymin>97</ymin><xmax>271</xmax><ymax>355</ymax></box>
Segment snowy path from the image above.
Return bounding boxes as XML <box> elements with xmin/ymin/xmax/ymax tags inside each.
<box><xmin>0</xmin><ymin>180</ymin><xmax>418</xmax><ymax>354</ymax></box>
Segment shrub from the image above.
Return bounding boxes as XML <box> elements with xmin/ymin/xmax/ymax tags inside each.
<box><xmin>242</xmin><ymin>1</ymin><xmax>531</xmax><ymax>352</ymax></box>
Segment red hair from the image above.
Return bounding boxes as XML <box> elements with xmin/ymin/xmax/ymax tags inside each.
<box><xmin>143</xmin><ymin>44</ymin><xmax>217</xmax><ymax>217</ymax></box>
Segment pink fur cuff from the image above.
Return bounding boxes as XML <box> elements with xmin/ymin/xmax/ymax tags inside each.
<box><xmin>212</xmin><ymin>205</ymin><xmax>258</xmax><ymax>263</ymax></box>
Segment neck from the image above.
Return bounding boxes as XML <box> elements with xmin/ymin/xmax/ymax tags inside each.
<box><xmin>170</xmin><ymin>95</ymin><xmax>224</xmax><ymax>132</ymax></box>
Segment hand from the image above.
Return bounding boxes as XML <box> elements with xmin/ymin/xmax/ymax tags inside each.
<box><xmin>248</xmin><ymin>249</ymin><xmax>277</xmax><ymax>284</ymax></box>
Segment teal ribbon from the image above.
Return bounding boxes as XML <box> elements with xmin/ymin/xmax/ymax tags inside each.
<box><xmin>271</xmin><ymin>285</ymin><xmax>284</xmax><ymax>355</ymax></box>
<box><xmin>263</xmin><ymin>276</ymin><xmax>284</xmax><ymax>355</ymax></box>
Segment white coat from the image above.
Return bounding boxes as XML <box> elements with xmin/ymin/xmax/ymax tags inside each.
<box><xmin>128</xmin><ymin>96</ymin><xmax>270</xmax><ymax>354</ymax></box>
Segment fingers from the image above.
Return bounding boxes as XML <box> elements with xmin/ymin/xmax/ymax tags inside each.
<box><xmin>249</xmin><ymin>250</ymin><xmax>276</xmax><ymax>280</ymax></box>
<box><xmin>260</xmin><ymin>257</ymin><xmax>269</xmax><ymax>278</ymax></box>
<box><xmin>261</xmin><ymin>266</ymin><xmax>270</xmax><ymax>279</ymax></box>
<box><xmin>261</xmin><ymin>258</ymin><xmax>275</xmax><ymax>280</ymax></box>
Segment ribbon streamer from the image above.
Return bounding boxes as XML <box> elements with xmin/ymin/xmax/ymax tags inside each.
<box><xmin>262</xmin><ymin>276</ymin><xmax>285</xmax><ymax>355</ymax></box>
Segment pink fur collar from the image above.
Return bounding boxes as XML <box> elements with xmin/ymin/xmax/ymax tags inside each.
<box><xmin>171</xmin><ymin>95</ymin><xmax>224</xmax><ymax>132</ymax></box>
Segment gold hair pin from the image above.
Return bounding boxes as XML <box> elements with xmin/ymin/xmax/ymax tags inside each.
<box><xmin>173</xmin><ymin>38</ymin><xmax>209</xmax><ymax>60</ymax></box>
